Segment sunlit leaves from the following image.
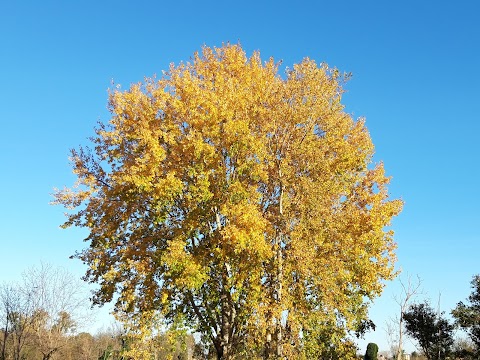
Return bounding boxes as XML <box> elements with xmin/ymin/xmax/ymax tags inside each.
<box><xmin>55</xmin><ymin>43</ymin><xmax>402</xmax><ymax>358</ymax></box>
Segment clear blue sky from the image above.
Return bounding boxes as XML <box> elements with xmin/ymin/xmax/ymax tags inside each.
<box><xmin>1</xmin><ymin>0</ymin><xmax>479</xmax><ymax>354</ymax></box>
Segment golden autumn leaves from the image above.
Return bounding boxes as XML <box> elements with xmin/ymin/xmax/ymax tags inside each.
<box><xmin>55</xmin><ymin>44</ymin><xmax>402</xmax><ymax>359</ymax></box>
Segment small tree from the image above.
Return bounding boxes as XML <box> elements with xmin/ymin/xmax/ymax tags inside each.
<box><xmin>22</xmin><ymin>264</ymin><xmax>89</xmax><ymax>360</ymax></box>
<box><xmin>364</xmin><ymin>342</ymin><xmax>378</xmax><ymax>360</ymax></box>
<box><xmin>0</xmin><ymin>264</ymin><xmax>91</xmax><ymax>360</ymax></box>
<box><xmin>0</xmin><ymin>282</ymin><xmax>39</xmax><ymax>360</ymax></box>
<box><xmin>384</xmin><ymin>275</ymin><xmax>422</xmax><ymax>360</ymax></box>
<box><xmin>452</xmin><ymin>275</ymin><xmax>480</xmax><ymax>356</ymax></box>
<box><xmin>403</xmin><ymin>302</ymin><xmax>454</xmax><ymax>360</ymax></box>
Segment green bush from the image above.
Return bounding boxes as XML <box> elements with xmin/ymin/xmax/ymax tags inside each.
<box><xmin>364</xmin><ymin>342</ymin><xmax>378</xmax><ymax>360</ymax></box>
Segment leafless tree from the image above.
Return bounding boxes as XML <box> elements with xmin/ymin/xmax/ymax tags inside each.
<box><xmin>22</xmin><ymin>263</ymin><xmax>91</xmax><ymax>360</ymax></box>
<box><xmin>1</xmin><ymin>264</ymin><xmax>92</xmax><ymax>360</ymax></box>
<box><xmin>0</xmin><ymin>284</ymin><xmax>15</xmax><ymax>360</ymax></box>
<box><xmin>384</xmin><ymin>274</ymin><xmax>422</xmax><ymax>360</ymax></box>
<box><xmin>0</xmin><ymin>281</ymin><xmax>40</xmax><ymax>360</ymax></box>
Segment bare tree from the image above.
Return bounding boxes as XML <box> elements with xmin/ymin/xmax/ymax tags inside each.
<box><xmin>384</xmin><ymin>275</ymin><xmax>422</xmax><ymax>360</ymax></box>
<box><xmin>1</xmin><ymin>264</ymin><xmax>92</xmax><ymax>360</ymax></box>
<box><xmin>22</xmin><ymin>263</ymin><xmax>90</xmax><ymax>360</ymax></box>
<box><xmin>0</xmin><ymin>281</ymin><xmax>40</xmax><ymax>360</ymax></box>
<box><xmin>0</xmin><ymin>284</ymin><xmax>15</xmax><ymax>360</ymax></box>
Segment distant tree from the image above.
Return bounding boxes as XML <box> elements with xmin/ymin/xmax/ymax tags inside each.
<box><xmin>0</xmin><ymin>264</ymin><xmax>90</xmax><ymax>360</ymax></box>
<box><xmin>364</xmin><ymin>342</ymin><xmax>378</xmax><ymax>360</ymax></box>
<box><xmin>452</xmin><ymin>275</ymin><xmax>480</xmax><ymax>356</ymax></box>
<box><xmin>67</xmin><ymin>332</ymin><xmax>96</xmax><ymax>360</ymax></box>
<box><xmin>30</xmin><ymin>309</ymin><xmax>77</xmax><ymax>360</ymax></box>
<box><xmin>384</xmin><ymin>275</ymin><xmax>422</xmax><ymax>360</ymax></box>
<box><xmin>0</xmin><ymin>282</ymin><xmax>38</xmax><ymax>360</ymax></box>
<box><xmin>403</xmin><ymin>302</ymin><xmax>454</xmax><ymax>360</ymax></box>
<box><xmin>21</xmin><ymin>264</ymin><xmax>89</xmax><ymax>360</ymax></box>
<box><xmin>451</xmin><ymin>336</ymin><xmax>476</xmax><ymax>360</ymax></box>
<box><xmin>410</xmin><ymin>351</ymin><xmax>428</xmax><ymax>360</ymax></box>
<box><xmin>0</xmin><ymin>284</ymin><xmax>17</xmax><ymax>360</ymax></box>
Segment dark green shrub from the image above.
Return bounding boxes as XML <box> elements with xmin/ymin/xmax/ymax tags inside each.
<box><xmin>364</xmin><ymin>342</ymin><xmax>378</xmax><ymax>360</ymax></box>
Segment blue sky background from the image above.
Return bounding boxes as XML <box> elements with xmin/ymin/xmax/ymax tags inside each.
<box><xmin>1</xmin><ymin>0</ymin><xmax>479</xmax><ymax>354</ymax></box>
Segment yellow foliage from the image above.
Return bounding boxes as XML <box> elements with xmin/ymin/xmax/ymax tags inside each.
<box><xmin>54</xmin><ymin>43</ymin><xmax>402</xmax><ymax>358</ymax></box>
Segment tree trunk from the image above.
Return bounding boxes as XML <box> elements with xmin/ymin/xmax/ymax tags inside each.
<box><xmin>265</xmin><ymin>180</ymin><xmax>285</xmax><ymax>360</ymax></box>
<box><xmin>397</xmin><ymin>313</ymin><xmax>403</xmax><ymax>360</ymax></box>
<box><xmin>276</xmin><ymin>182</ymin><xmax>284</xmax><ymax>359</ymax></box>
<box><xmin>213</xmin><ymin>210</ymin><xmax>235</xmax><ymax>360</ymax></box>
<box><xmin>219</xmin><ymin>292</ymin><xmax>232</xmax><ymax>360</ymax></box>
<box><xmin>276</xmin><ymin>239</ymin><xmax>283</xmax><ymax>359</ymax></box>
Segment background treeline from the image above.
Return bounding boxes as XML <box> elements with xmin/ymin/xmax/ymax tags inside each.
<box><xmin>0</xmin><ymin>324</ymin><xmax>197</xmax><ymax>360</ymax></box>
<box><xmin>0</xmin><ymin>264</ymin><xmax>200</xmax><ymax>360</ymax></box>
<box><xmin>2</xmin><ymin>265</ymin><xmax>480</xmax><ymax>359</ymax></box>
<box><xmin>379</xmin><ymin>275</ymin><xmax>480</xmax><ymax>360</ymax></box>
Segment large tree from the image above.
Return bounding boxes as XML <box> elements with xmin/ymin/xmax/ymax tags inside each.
<box><xmin>55</xmin><ymin>44</ymin><xmax>402</xmax><ymax>359</ymax></box>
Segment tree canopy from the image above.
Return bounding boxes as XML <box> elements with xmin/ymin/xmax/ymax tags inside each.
<box><xmin>54</xmin><ymin>44</ymin><xmax>402</xmax><ymax>359</ymax></box>
<box><xmin>452</xmin><ymin>275</ymin><xmax>480</xmax><ymax>356</ymax></box>
<box><xmin>403</xmin><ymin>302</ymin><xmax>454</xmax><ymax>360</ymax></box>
